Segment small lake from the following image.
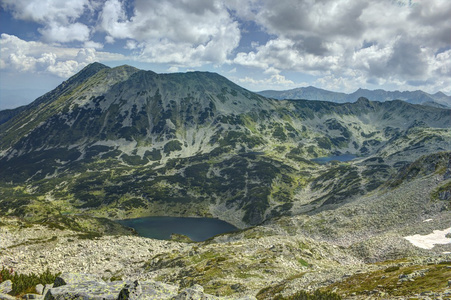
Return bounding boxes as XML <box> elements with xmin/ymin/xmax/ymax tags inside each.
<box><xmin>311</xmin><ymin>154</ymin><xmax>357</xmax><ymax>164</ymax></box>
<box><xmin>117</xmin><ymin>216</ymin><xmax>238</xmax><ymax>242</ymax></box>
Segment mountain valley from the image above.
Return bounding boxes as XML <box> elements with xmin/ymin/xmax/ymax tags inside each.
<box><xmin>0</xmin><ymin>63</ymin><xmax>450</xmax><ymax>299</ymax></box>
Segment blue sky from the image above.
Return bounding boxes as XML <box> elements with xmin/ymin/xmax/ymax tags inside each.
<box><xmin>1</xmin><ymin>0</ymin><xmax>450</xmax><ymax>109</ymax></box>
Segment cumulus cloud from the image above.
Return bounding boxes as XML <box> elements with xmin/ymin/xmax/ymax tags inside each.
<box><xmin>1</xmin><ymin>0</ymin><xmax>98</xmax><ymax>44</ymax></box>
<box><xmin>237</xmin><ymin>73</ymin><xmax>296</xmax><ymax>91</ymax></box>
<box><xmin>39</xmin><ymin>22</ymin><xmax>91</xmax><ymax>43</ymax></box>
<box><xmin>1</xmin><ymin>0</ymin><xmax>450</xmax><ymax>93</ymax></box>
<box><xmin>1</xmin><ymin>0</ymin><xmax>89</xmax><ymax>23</ymax></box>
<box><xmin>98</xmin><ymin>0</ymin><xmax>241</xmax><ymax>66</ymax></box>
<box><xmin>0</xmin><ymin>34</ymin><xmax>123</xmax><ymax>77</ymax></box>
<box><xmin>231</xmin><ymin>0</ymin><xmax>451</xmax><ymax>93</ymax></box>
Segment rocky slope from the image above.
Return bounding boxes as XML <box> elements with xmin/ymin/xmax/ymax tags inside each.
<box><xmin>0</xmin><ymin>63</ymin><xmax>450</xmax><ymax>228</ymax></box>
<box><xmin>0</xmin><ymin>63</ymin><xmax>450</xmax><ymax>299</ymax></box>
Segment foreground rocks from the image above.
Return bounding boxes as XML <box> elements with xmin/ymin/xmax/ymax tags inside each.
<box><xmin>1</xmin><ymin>214</ymin><xmax>451</xmax><ymax>299</ymax></box>
<box><xmin>6</xmin><ymin>272</ymin><xmax>254</xmax><ymax>300</ymax></box>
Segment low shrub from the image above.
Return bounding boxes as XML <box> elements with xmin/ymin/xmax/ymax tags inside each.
<box><xmin>275</xmin><ymin>290</ymin><xmax>342</xmax><ymax>300</ymax></box>
<box><xmin>0</xmin><ymin>267</ymin><xmax>60</xmax><ymax>296</ymax></box>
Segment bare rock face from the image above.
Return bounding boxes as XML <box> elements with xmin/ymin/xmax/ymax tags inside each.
<box><xmin>173</xmin><ymin>285</ymin><xmax>219</xmax><ymax>300</ymax></box>
<box><xmin>43</xmin><ymin>273</ymin><xmax>231</xmax><ymax>300</ymax></box>
<box><xmin>53</xmin><ymin>273</ymin><xmax>103</xmax><ymax>288</ymax></box>
<box><xmin>118</xmin><ymin>280</ymin><xmax>178</xmax><ymax>300</ymax></box>
<box><xmin>0</xmin><ymin>281</ymin><xmax>12</xmax><ymax>294</ymax></box>
<box><xmin>45</xmin><ymin>281</ymin><xmax>124</xmax><ymax>300</ymax></box>
<box><xmin>0</xmin><ymin>293</ymin><xmax>17</xmax><ymax>300</ymax></box>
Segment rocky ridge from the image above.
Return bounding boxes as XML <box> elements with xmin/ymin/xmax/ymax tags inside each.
<box><xmin>0</xmin><ymin>64</ymin><xmax>450</xmax><ymax>228</ymax></box>
<box><xmin>1</xmin><ymin>64</ymin><xmax>451</xmax><ymax>299</ymax></box>
<box><xmin>257</xmin><ymin>86</ymin><xmax>451</xmax><ymax>107</ymax></box>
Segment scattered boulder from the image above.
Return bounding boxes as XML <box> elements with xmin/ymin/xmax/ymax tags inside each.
<box><xmin>0</xmin><ymin>293</ymin><xmax>16</xmax><ymax>300</ymax></box>
<box><xmin>35</xmin><ymin>285</ymin><xmax>44</xmax><ymax>296</ymax></box>
<box><xmin>173</xmin><ymin>285</ymin><xmax>219</xmax><ymax>300</ymax></box>
<box><xmin>43</xmin><ymin>273</ymin><xmax>201</xmax><ymax>300</ymax></box>
<box><xmin>0</xmin><ymin>281</ymin><xmax>12</xmax><ymax>294</ymax></box>
<box><xmin>0</xmin><ymin>272</ymin><xmax>254</xmax><ymax>300</ymax></box>
<box><xmin>118</xmin><ymin>280</ymin><xmax>178</xmax><ymax>300</ymax></box>
<box><xmin>45</xmin><ymin>280</ymin><xmax>126</xmax><ymax>300</ymax></box>
<box><xmin>22</xmin><ymin>294</ymin><xmax>41</xmax><ymax>300</ymax></box>
<box><xmin>53</xmin><ymin>273</ymin><xmax>102</xmax><ymax>288</ymax></box>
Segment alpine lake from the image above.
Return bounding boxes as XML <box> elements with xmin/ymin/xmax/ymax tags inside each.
<box><xmin>118</xmin><ymin>216</ymin><xmax>238</xmax><ymax>242</ymax></box>
<box><xmin>311</xmin><ymin>154</ymin><xmax>357</xmax><ymax>164</ymax></box>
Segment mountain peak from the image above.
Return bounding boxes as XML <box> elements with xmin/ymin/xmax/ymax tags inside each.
<box><xmin>356</xmin><ymin>97</ymin><xmax>370</xmax><ymax>103</ymax></box>
<box><xmin>80</xmin><ymin>62</ymin><xmax>110</xmax><ymax>74</ymax></box>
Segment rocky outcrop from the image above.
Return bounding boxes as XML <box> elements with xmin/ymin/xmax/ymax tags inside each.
<box><xmin>117</xmin><ymin>280</ymin><xmax>178</xmax><ymax>300</ymax></box>
<box><xmin>39</xmin><ymin>273</ymin><xmax>255</xmax><ymax>300</ymax></box>
<box><xmin>0</xmin><ymin>293</ymin><xmax>16</xmax><ymax>300</ymax></box>
<box><xmin>45</xmin><ymin>279</ymin><xmax>134</xmax><ymax>300</ymax></box>
<box><xmin>0</xmin><ymin>281</ymin><xmax>12</xmax><ymax>294</ymax></box>
<box><xmin>0</xmin><ymin>281</ymin><xmax>14</xmax><ymax>300</ymax></box>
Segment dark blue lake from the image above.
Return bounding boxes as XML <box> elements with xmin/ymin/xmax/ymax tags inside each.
<box><xmin>311</xmin><ymin>154</ymin><xmax>357</xmax><ymax>164</ymax></box>
<box><xmin>118</xmin><ymin>216</ymin><xmax>238</xmax><ymax>242</ymax></box>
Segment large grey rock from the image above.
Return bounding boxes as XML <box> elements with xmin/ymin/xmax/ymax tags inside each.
<box><xmin>23</xmin><ymin>294</ymin><xmax>42</xmax><ymax>300</ymax></box>
<box><xmin>118</xmin><ymin>280</ymin><xmax>178</xmax><ymax>300</ymax></box>
<box><xmin>172</xmin><ymin>285</ymin><xmax>220</xmax><ymax>300</ymax></box>
<box><xmin>44</xmin><ymin>281</ymin><xmax>125</xmax><ymax>300</ymax></box>
<box><xmin>45</xmin><ymin>277</ymin><xmax>180</xmax><ymax>300</ymax></box>
<box><xmin>53</xmin><ymin>273</ymin><xmax>102</xmax><ymax>288</ymax></box>
<box><xmin>0</xmin><ymin>292</ymin><xmax>16</xmax><ymax>300</ymax></box>
<box><xmin>35</xmin><ymin>284</ymin><xmax>44</xmax><ymax>295</ymax></box>
<box><xmin>0</xmin><ymin>281</ymin><xmax>12</xmax><ymax>294</ymax></box>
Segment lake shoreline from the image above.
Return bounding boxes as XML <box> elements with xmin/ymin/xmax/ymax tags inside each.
<box><xmin>117</xmin><ymin>216</ymin><xmax>239</xmax><ymax>242</ymax></box>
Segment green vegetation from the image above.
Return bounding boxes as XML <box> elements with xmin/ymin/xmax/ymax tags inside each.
<box><xmin>0</xmin><ymin>267</ymin><xmax>60</xmax><ymax>296</ymax></box>
<box><xmin>431</xmin><ymin>180</ymin><xmax>451</xmax><ymax>201</ymax></box>
<box><xmin>163</xmin><ymin>140</ymin><xmax>183</xmax><ymax>154</ymax></box>
<box><xmin>274</xmin><ymin>290</ymin><xmax>342</xmax><ymax>300</ymax></box>
<box><xmin>389</xmin><ymin>152</ymin><xmax>450</xmax><ymax>187</ymax></box>
<box><xmin>257</xmin><ymin>283</ymin><xmax>341</xmax><ymax>300</ymax></box>
<box><xmin>328</xmin><ymin>262</ymin><xmax>451</xmax><ymax>297</ymax></box>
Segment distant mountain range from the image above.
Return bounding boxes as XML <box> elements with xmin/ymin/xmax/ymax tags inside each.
<box><xmin>1</xmin><ymin>63</ymin><xmax>451</xmax><ymax>298</ymax></box>
<box><xmin>257</xmin><ymin>86</ymin><xmax>451</xmax><ymax>108</ymax></box>
<box><xmin>1</xmin><ymin>62</ymin><xmax>450</xmax><ymax>228</ymax></box>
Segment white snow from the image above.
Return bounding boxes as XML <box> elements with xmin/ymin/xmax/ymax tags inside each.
<box><xmin>404</xmin><ymin>227</ymin><xmax>451</xmax><ymax>249</ymax></box>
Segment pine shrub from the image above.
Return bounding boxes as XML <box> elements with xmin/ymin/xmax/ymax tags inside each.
<box><xmin>0</xmin><ymin>267</ymin><xmax>60</xmax><ymax>296</ymax></box>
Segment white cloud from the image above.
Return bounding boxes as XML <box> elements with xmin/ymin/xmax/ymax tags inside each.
<box><xmin>1</xmin><ymin>0</ymin><xmax>89</xmax><ymax>24</ymax></box>
<box><xmin>83</xmin><ymin>41</ymin><xmax>104</xmax><ymax>49</ymax></box>
<box><xmin>231</xmin><ymin>0</ymin><xmax>451</xmax><ymax>93</ymax></box>
<box><xmin>98</xmin><ymin>0</ymin><xmax>241</xmax><ymax>66</ymax></box>
<box><xmin>1</xmin><ymin>0</ymin><xmax>95</xmax><ymax>43</ymax></box>
<box><xmin>237</xmin><ymin>73</ymin><xmax>295</xmax><ymax>91</ymax></box>
<box><xmin>1</xmin><ymin>0</ymin><xmax>450</xmax><ymax>93</ymax></box>
<box><xmin>99</xmin><ymin>0</ymin><xmax>131</xmax><ymax>40</ymax></box>
<box><xmin>39</xmin><ymin>22</ymin><xmax>91</xmax><ymax>43</ymax></box>
<box><xmin>105</xmin><ymin>36</ymin><xmax>115</xmax><ymax>44</ymax></box>
<box><xmin>0</xmin><ymin>34</ymin><xmax>124</xmax><ymax>77</ymax></box>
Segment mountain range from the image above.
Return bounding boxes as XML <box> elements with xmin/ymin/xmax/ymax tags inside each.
<box><xmin>258</xmin><ymin>86</ymin><xmax>451</xmax><ymax>108</ymax></box>
<box><xmin>0</xmin><ymin>63</ymin><xmax>450</xmax><ymax>298</ymax></box>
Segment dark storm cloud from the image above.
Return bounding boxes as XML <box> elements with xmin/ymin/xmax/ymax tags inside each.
<box><xmin>294</xmin><ymin>37</ymin><xmax>329</xmax><ymax>56</ymax></box>
<box><xmin>257</xmin><ymin>0</ymin><xmax>368</xmax><ymax>39</ymax></box>
<box><xmin>387</xmin><ymin>39</ymin><xmax>428</xmax><ymax>78</ymax></box>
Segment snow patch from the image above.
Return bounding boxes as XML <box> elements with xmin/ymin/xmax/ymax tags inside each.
<box><xmin>404</xmin><ymin>227</ymin><xmax>451</xmax><ymax>249</ymax></box>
